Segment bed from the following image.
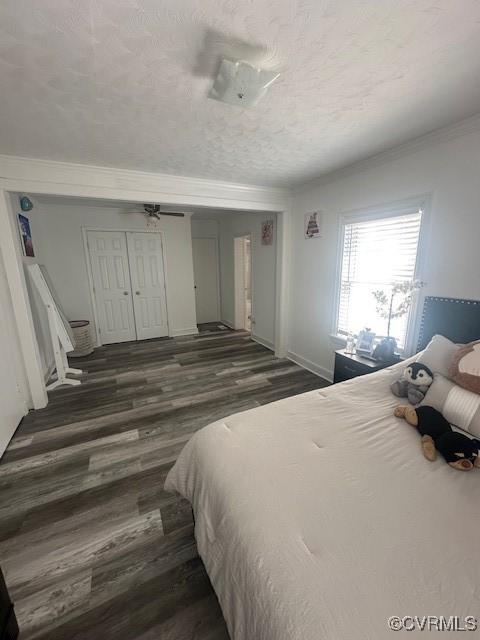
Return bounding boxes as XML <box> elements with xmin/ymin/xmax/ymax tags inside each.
<box><xmin>165</xmin><ymin>299</ymin><xmax>480</xmax><ymax>639</ymax></box>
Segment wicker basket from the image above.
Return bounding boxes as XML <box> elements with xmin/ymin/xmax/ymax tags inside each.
<box><xmin>69</xmin><ymin>320</ymin><xmax>94</xmax><ymax>357</ymax></box>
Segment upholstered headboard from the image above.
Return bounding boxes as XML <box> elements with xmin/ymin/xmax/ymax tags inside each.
<box><xmin>417</xmin><ymin>296</ymin><xmax>480</xmax><ymax>351</ymax></box>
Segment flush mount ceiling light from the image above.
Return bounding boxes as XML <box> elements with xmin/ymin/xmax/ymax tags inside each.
<box><xmin>209</xmin><ymin>58</ymin><xmax>280</xmax><ymax>108</ymax></box>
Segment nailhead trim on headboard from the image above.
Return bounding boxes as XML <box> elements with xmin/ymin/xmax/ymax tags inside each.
<box><xmin>417</xmin><ymin>296</ymin><xmax>480</xmax><ymax>352</ymax></box>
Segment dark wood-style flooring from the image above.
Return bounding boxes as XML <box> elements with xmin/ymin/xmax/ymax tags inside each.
<box><xmin>0</xmin><ymin>324</ymin><xmax>328</xmax><ymax>640</ymax></box>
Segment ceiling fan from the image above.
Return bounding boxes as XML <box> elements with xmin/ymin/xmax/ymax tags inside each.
<box><xmin>128</xmin><ymin>203</ymin><xmax>185</xmax><ymax>221</ymax></box>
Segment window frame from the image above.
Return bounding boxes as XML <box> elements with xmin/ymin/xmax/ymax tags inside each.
<box><xmin>332</xmin><ymin>195</ymin><xmax>431</xmax><ymax>356</ymax></box>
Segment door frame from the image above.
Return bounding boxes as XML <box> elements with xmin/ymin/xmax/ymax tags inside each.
<box><xmin>82</xmin><ymin>227</ymin><xmax>170</xmax><ymax>346</ymax></box>
<box><xmin>192</xmin><ymin>235</ymin><xmax>221</xmax><ymax>324</ymax></box>
<box><xmin>0</xmin><ymin>244</ymin><xmax>28</xmax><ymax>456</ymax></box>
<box><xmin>233</xmin><ymin>233</ymin><xmax>253</xmax><ymax>331</ymax></box>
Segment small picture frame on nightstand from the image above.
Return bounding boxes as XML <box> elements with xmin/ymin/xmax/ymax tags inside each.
<box><xmin>356</xmin><ymin>329</ymin><xmax>375</xmax><ymax>356</ymax></box>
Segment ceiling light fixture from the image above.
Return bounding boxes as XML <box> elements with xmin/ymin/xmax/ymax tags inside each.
<box><xmin>209</xmin><ymin>58</ymin><xmax>280</xmax><ymax>108</ymax></box>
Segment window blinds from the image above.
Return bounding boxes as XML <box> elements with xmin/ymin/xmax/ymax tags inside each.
<box><xmin>337</xmin><ymin>210</ymin><xmax>423</xmax><ymax>347</ymax></box>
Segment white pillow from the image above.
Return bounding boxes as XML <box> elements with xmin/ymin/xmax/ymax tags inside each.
<box><xmin>416</xmin><ymin>334</ymin><xmax>461</xmax><ymax>379</ymax></box>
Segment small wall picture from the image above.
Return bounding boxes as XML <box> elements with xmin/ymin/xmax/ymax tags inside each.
<box><xmin>304</xmin><ymin>211</ymin><xmax>323</xmax><ymax>238</ymax></box>
<box><xmin>18</xmin><ymin>213</ymin><xmax>35</xmax><ymax>257</ymax></box>
<box><xmin>261</xmin><ymin>219</ymin><xmax>274</xmax><ymax>245</ymax></box>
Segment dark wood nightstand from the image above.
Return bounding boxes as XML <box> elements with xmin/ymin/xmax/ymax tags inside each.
<box><xmin>334</xmin><ymin>349</ymin><xmax>402</xmax><ymax>384</ymax></box>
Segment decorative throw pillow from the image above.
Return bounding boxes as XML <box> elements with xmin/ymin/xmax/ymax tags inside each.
<box><xmin>416</xmin><ymin>334</ymin><xmax>461</xmax><ymax>379</ymax></box>
<box><xmin>421</xmin><ymin>374</ymin><xmax>480</xmax><ymax>437</ymax></box>
<box><xmin>449</xmin><ymin>341</ymin><xmax>480</xmax><ymax>395</ymax></box>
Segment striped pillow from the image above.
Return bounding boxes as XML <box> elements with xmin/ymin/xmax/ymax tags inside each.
<box><xmin>421</xmin><ymin>374</ymin><xmax>480</xmax><ymax>437</ymax></box>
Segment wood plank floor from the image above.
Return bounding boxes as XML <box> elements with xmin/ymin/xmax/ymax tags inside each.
<box><xmin>0</xmin><ymin>324</ymin><xmax>328</xmax><ymax>640</ymax></box>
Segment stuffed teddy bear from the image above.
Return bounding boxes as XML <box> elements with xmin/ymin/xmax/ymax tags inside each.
<box><xmin>390</xmin><ymin>362</ymin><xmax>433</xmax><ymax>405</ymax></box>
<box><xmin>394</xmin><ymin>404</ymin><xmax>480</xmax><ymax>471</ymax></box>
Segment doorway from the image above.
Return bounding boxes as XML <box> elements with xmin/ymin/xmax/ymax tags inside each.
<box><xmin>87</xmin><ymin>230</ymin><xmax>169</xmax><ymax>344</ymax></box>
<box><xmin>192</xmin><ymin>237</ymin><xmax>220</xmax><ymax>324</ymax></box>
<box><xmin>234</xmin><ymin>234</ymin><xmax>252</xmax><ymax>331</ymax></box>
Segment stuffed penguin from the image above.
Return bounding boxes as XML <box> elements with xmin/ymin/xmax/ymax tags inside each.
<box><xmin>391</xmin><ymin>362</ymin><xmax>433</xmax><ymax>405</ymax></box>
<box><xmin>394</xmin><ymin>405</ymin><xmax>480</xmax><ymax>471</ymax></box>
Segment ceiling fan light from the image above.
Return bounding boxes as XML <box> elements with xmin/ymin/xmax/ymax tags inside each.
<box><xmin>209</xmin><ymin>59</ymin><xmax>279</xmax><ymax>108</ymax></box>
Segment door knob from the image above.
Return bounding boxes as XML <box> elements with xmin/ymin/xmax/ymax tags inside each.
<box><xmin>123</xmin><ymin>291</ymin><xmax>129</xmax><ymax>295</ymax></box>
<box><xmin>135</xmin><ymin>291</ymin><xmax>140</xmax><ymax>295</ymax></box>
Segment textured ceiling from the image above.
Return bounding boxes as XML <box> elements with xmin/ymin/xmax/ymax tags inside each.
<box><xmin>1</xmin><ymin>0</ymin><xmax>480</xmax><ymax>187</ymax></box>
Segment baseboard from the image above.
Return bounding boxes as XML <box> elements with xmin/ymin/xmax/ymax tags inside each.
<box><xmin>251</xmin><ymin>334</ymin><xmax>274</xmax><ymax>351</ymax></box>
<box><xmin>170</xmin><ymin>327</ymin><xmax>199</xmax><ymax>337</ymax></box>
<box><xmin>286</xmin><ymin>350</ymin><xmax>333</xmax><ymax>382</ymax></box>
<box><xmin>220</xmin><ymin>319</ymin><xmax>235</xmax><ymax>330</ymax></box>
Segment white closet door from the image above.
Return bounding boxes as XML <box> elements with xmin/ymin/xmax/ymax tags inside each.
<box><xmin>87</xmin><ymin>231</ymin><xmax>136</xmax><ymax>344</ymax></box>
<box><xmin>0</xmin><ymin>249</ymin><xmax>27</xmax><ymax>457</ymax></box>
<box><xmin>127</xmin><ymin>232</ymin><xmax>169</xmax><ymax>340</ymax></box>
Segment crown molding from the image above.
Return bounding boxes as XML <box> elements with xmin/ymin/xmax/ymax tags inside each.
<box><xmin>0</xmin><ymin>155</ymin><xmax>290</xmax><ymax>211</ymax></box>
<box><xmin>3</xmin><ymin>110</ymin><xmax>479</xmax><ymax>204</ymax></box>
<box><xmin>295</xmin><ymin>111</ymin><xmax>480</xmax><ymax>192</ymax></box>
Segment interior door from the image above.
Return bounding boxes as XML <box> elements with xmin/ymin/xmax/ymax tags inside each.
<box><xmin>87</xmin><ymin>231</ymin><xmax>136</xmax><ymax>344</ymax></box>
<box><xmin>127</xmin><ymin>232</ymin><xmax>169</xmax><ymax>340</ymax></box>
<box><xmin>192</xmin><ymin>238</ymin><xmax>220</xmax><ymax>324</ymax></box>
<box><xmin>0</xmin><ymin>249</ymin><xmax>27</xmax><ymax>457</ymax></box>
<box><xmin>234</xmin><ymin>235</ymin><xmax>253</xmax><ymax>331</ymax></box>
<box><xmin>243</xmin><ymin>236</ymin><xmax>252</xmax><ymax>331</ymax></box>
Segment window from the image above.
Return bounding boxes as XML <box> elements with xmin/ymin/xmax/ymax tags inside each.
<box><xmin>335</xmin><ymin>205</ymin><xmax>423</xmax><ymax>349</ymax></box>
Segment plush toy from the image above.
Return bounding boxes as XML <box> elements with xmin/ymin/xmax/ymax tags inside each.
<box><xmin>394</xmin><ymin>404</ymin><xmax>480</xmax><ymax>471</ymax></box>
<box><xmin>390</xmin><ymin>362</ymin><xmax>433</xmax><ymax>405</ymax></box>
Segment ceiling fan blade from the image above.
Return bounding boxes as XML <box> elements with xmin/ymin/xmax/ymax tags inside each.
<box><xmin>123</xmin><ymin>204</ymin><xmax>186</xmax><ymax>217</ymax></box>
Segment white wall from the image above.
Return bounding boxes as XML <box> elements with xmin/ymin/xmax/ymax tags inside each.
<box><xmin>191</xmin><ymin>217</ymin><xmax>219</xmax><ymax>240</ymax></box>
<box><xmin>289</xmin><ymin>126</ymin><xmax>480</xmax><ymax>380</ymax></box>
<box><xmin>29</xmin><ymin>202</ymin><xmax>197</xmax><ymax>367</ymax></box>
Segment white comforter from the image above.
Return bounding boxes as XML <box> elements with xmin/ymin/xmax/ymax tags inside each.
<box><xmin>165</xmin><ymin>361</ymin><xmax>480</xmax><ymax>639</ymax></box>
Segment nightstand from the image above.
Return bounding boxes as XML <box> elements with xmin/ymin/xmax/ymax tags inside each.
<box><xmin>334</xmin><ymin>349</ymin><xmax>402</xmax><ymax>384</ymax></box>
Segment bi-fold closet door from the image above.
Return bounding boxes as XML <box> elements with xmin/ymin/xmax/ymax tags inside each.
<box><xmin>87</xmin><ymin>231</ymin><xmax>169</xmax><ymax>344</ymax></box>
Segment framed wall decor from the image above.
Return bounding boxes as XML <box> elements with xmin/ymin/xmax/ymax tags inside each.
<box><xmin>304</xmin><ymin>211</ymin><xmax>323</xmax><ymax>238</ymax></box>
<box><xmin>261</xmin><ymin>219</ymin><xmax>274</xmax><ymax>245</ymax></box>
<box><xmin>18</xmin><ymin>213</ymin><xmax>35</xmax><ymax>257</ymax></box>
